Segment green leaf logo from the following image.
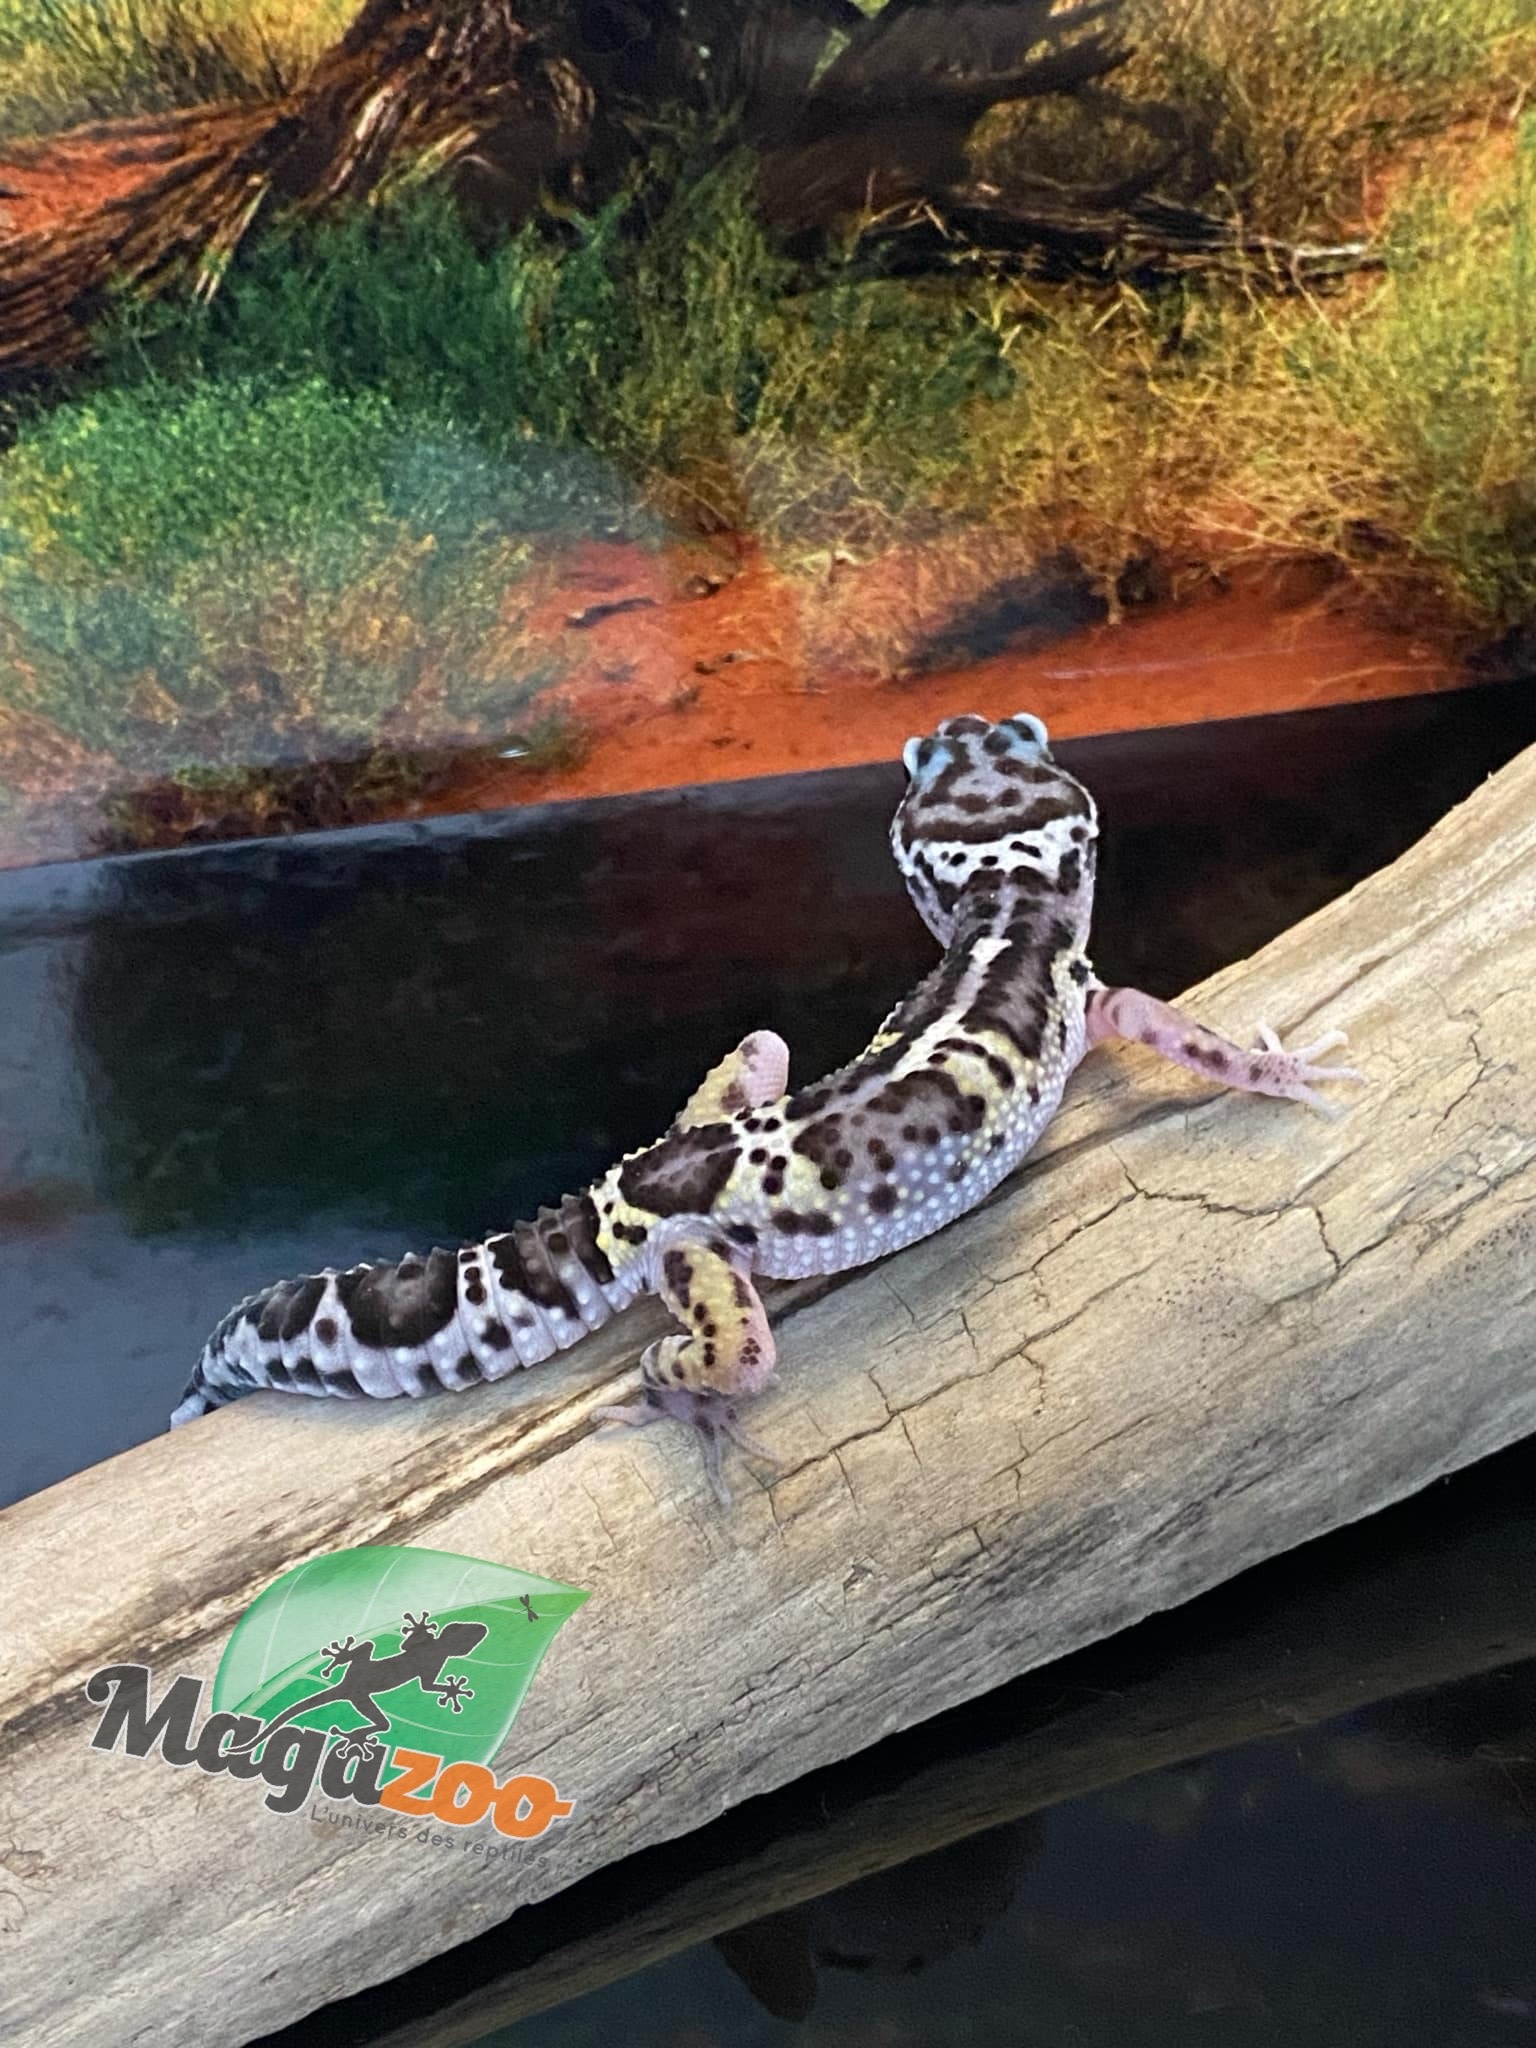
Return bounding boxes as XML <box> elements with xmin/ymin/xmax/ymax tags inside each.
<box><xmin>211</xmin><ymin>1544</ymin><xmax>587</xmax><ymax>1772</ymax></box>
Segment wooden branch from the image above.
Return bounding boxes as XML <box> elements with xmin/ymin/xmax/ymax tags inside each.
<box><xmin>858</xmin><ymin>185</ymin><xmax>1380</xmax><ymax>285</ymax></box>
<box><xmin>352</xmin><ymin>1452</ymin><xmax>1536</xmax><ymax>2048</ymax></box>
<box><xmin>3</xmin><ymin>738</ymin><xmax>1534</xmax><ymax>2046</ymax></box>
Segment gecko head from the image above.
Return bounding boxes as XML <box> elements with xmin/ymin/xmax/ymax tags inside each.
<box><xmin>891</xmin><ymin>711</ymin><xmax>1097</xmax><ymax>943</ymax></box>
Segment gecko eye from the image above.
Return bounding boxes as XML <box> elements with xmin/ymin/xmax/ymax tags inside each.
<box><xmin>1007</xmin><ymin>712</ymin><xmax>1050</xmax><ymax>750</ymax></box>
<box><xmin>902</xmin><ymin>735</ymin><xmax>938</xmax><ymax>778</ymax></box>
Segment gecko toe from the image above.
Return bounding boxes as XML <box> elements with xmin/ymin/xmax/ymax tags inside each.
<box><xmin>597</xmin><ymin>1382</ymin><xmax>777</xmax><ymax>1503</ymax></box>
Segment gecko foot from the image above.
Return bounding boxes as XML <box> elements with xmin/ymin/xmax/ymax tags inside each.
<box><xmin>331</xmin><ymin>1731</ymin><xmax>383</xmax><ymax>1765</ymax></box>
<box><xmin>595</xmin><ymin>1386</ymin><xmax>782</xmax><ymax>1507</ymax></box>
<box><xmin>1252</xmin><ymin>1023</ymin><xmax>1366</xmax><ymax>1119</ymax></box>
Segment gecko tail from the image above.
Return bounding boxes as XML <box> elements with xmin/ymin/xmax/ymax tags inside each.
<box><xmin>168</xmin><ymin>1385</ymin><xmax>214</xmax><ymax>1427</ymax></box>
<box><xmin>175</xmin><ymin>1189</ymin><xmax>634</xmax><ymax>1427</ymax></box>
<box><xmin>168</xmin><ymin>1331</ymin><xmax>264</xmax><ymax>1428</ymax></box>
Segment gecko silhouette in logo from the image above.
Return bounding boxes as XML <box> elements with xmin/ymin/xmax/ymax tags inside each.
<box><xmin>227</xmin><ymin>1608</ymin><xmax>487</xmax><ymax>1764</ymax></box>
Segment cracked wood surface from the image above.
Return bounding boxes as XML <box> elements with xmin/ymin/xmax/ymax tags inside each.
<box><xmin>3</xmin><ymin>738</ymin><xmax>1534</xmax><ymax>2047</ymax></box>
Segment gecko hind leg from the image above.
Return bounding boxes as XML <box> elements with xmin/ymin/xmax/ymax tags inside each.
<box><xmin>595</xmin><ymin>1238</ymin><xmax>779</xmax><ymax>1504</ymax></box>
<box><xmin>1086</xmin><ymin>984</ymin><xmax>1364</xmax><ymax>1116</ymax></box>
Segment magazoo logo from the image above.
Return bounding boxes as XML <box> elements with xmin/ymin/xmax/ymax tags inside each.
<box><xmin>84</xmin><ymin>1545</ymin><xmax>587</xmax><ymax>1840</ymax></box>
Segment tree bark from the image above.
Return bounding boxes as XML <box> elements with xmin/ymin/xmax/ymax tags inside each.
<box><xmin>2</xmin><ymin>736</ymin><xmax>1533</xmax><ymax>2046</ymax></box>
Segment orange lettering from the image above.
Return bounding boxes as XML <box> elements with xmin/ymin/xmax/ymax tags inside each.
<box><xmin>430</xmin><ymin>1761</ymin><xmax>494</xmax><ymax>1826</ymax></box>
<box><xmin>491</xmin><ymin>1773</ymin><xmax>574</xmax><ymax>1839</ymax></box>
<box><xmin>377</xmin><ymin>1748</ymin><xmax>441</xmax><ymax>1817</ymax></box>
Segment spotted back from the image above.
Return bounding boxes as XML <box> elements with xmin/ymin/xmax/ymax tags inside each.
<box><xmin>890</xmin><ymin>713</ymin><xmax>1098</xmax><ymax>941</ymax></box>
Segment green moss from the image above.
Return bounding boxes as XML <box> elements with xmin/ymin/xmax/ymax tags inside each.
<box><xmin>0</xmin><ymin>0</ymin><xmax>338</xmax><ymax>140</ymax></box>
<box><xmin>1288</xmin><ymin>119</ymin><xmax>1536</xmax><ymax>624</ymax></box>
<box><xmin>0</xmin><ymin>380</ymin><xmax>565</xmax><ymax>776</ymax></box>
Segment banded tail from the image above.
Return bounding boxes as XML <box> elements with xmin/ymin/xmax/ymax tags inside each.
<box><xmin>171</xmin><ymin>1191</ymin><xmax>636</xmax><ymax>1426</ymax></box>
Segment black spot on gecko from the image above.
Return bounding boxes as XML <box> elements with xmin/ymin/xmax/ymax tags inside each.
<box><xmin>726</xmin><ymin>1222</ymin><xmax>758</xmax><ymax>1248</ymax></box>
<box><xmin>256</xmin><ymin>1273</ymin><xmax>326</xmax><ymax>1344</ymax></box>
<box><xmin>918</xmin><ymin>811</ymin><xmax>1039</xmax><ymax>845</ymax></box>
<box><xmin>487</xmin><ymin>1219</ymin><xmax>578</xmax><ymax>1319</ymax></box>
<box><xmin>480</xmin><ymin>1320</ymin><xmax>512</xmax><ymax>1350</ymax></box>
<box><xmin>772</xmin><ymin>1210</ymin><xmax>837</xmax><ymax>1236</ymax></box>
<box><xmin>618</xmin><ymin>1121</ymin><xmax>739</xmax><ymax>1218</ymax></box>
<box><xmin>784</xmin><ymin>1084</ymin><xmax>834</xmax><ymax>1120</ymax></box>
<box><xmin>1057</xmin><ymin>849</ymin><xmax>1082</xmax><ymax>895</ymax></box>
<box><xmin>573</xmin><ymin>1194</ymin><xmax>616</xmax><ymax>1275</ymax></box>
<box><xmin>868</xmin><ymin>1182</ymin><xmax>898</xmax><ymax>1215</ymax></box>
<box><xmin>1068</xmin><ymin>959</ymin><xmax>1089</xmax><ymax>985</ymax></box>
<box><xmin>289</xmin><ymin>1357</ymin><xmax>323</xmax><ymax>1389</ymax></box>
<box><xmin>663</xmin><ymin>1249</ymin><xmax>694</xmax><ymax>1306</ymax></box>
<box><xmin>1024</xmin><ymin>788</ymin><xmax>1093</xmax><ymax>826</ymax></box>
<box><xmin>334</xmin><ymin>1249</ymin><xmax>459</xmax><ymax>1350</ymax></box>
<box><xmin>315</xmin><ymin>1316</ymin><xmax>339</xmax><ymax>1346</ymax></box>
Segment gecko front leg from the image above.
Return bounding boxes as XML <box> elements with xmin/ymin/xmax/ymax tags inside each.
<box><xmin>675</xmin><ymin>1029</ymin><xmax>790</xmax><ymax>1127</ymax></box>
<box><xmin>1086</xmin><ymin>983</ymin><xmax>1364</xmax><ymax>1114</ymax></box>
<box><xmin>597</xmin><ymin>1237</ymin><xmax>779</xmax><ymax>1505</ymax></box>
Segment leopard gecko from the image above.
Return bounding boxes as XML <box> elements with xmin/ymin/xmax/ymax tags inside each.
<box><xmin>171</xmin><ymin>711</ymin><xmax>1361</xmax><ymax>1497</ymax></box>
